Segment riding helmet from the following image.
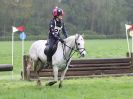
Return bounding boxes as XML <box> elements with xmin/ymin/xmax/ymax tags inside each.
<box><xmin>52</xmin><ymin>7</ymin><xmax>64</xmax><ymax>17</ymax></box>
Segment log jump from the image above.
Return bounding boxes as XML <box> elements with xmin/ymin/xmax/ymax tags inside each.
<box><xmin>22</xmin><ymin>54</ymin><xmax>133</xmax><ymax>80</ymax></box>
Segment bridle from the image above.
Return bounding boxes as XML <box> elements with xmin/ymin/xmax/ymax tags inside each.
<box><xmin>62</xmin><ymin>34</ymin><xmax>85</xmax><ymax>67</ymax></box>
<box><xmin>75</xmin><ymin>34</ymin><xmax>86</xmax><ymax>57</ymax></box>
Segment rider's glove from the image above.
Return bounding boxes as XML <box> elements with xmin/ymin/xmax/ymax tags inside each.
<box><xmin>59</xmin><ymin>38</ymin><xmax>64</xmax><ymax>43</ymax></box>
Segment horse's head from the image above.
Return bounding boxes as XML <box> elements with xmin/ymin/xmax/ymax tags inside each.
<box><xmin>75</xmin><ymin>34</ymin><xmax>86</xmax><ymax>57</ymax></box>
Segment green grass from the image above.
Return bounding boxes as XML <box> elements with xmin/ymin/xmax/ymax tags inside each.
<box><xmin>0</xmin><ymin>77</ymin><xmax>133</xmax><ymax>99</ymax></box>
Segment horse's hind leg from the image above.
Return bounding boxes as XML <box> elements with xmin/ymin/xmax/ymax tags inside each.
<box><xmin>36</xmin><ymin>71</ymin><xmax>41</xmax><ymax>86</ymax></box>
<box><xmin>34</xmin><ymin>60</ymin><xmax>42</xmax><ymax>86</ymax></box>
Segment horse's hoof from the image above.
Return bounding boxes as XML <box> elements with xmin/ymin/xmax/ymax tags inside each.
<box><xmin>28</xmin><ymin>79</ymin><xmax>32</xmax><ymax>82</ymax></box>
<box><xmin>59</xmin><ymin>83</ymin><xmax>62</xmax><ymax>88</ymax></box>
<box><xmin>37</xmin><ymin>80</ymin><xmax>41</xmax><ymax>86</ymax></box>
<box><xmin>37</xmin><ymin>82</ymin><xmax>41</xmax><ymax>86</ymax></box>
<box><xmin>45</xmin><ymin>81</ymin><xmax>57</xmax><ymax>86</ymax></box>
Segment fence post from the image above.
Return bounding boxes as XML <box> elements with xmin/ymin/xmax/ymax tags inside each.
<box><xmin>23</xmin><ymin>55</ymin><xmax>28</xmax><ymax>80</ymax></box>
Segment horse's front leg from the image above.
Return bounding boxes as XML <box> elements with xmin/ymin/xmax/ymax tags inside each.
<box><xmin>46</xmin><ymin>66</ymin><xmax>58</xmax><ymax>86</ymax></box>
<box><xmin>59</xmin><ymin>66</ymin><xmax>68</xmax><ymax>88</ymax></box>
<box><xmin>59</xmin><ymin>60</ymin><xmax>71</xmax><ymax>88</ymax></box>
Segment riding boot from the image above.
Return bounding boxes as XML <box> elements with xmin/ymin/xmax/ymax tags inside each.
<box><xmin>45</xmin><ymin>55</ymin><xmax>52</xmax><ymax>68</ymax></box>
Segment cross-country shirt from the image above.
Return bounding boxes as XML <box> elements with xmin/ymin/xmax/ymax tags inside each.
<box><xmin>49</xmin><ymin>18</ymin><xmax>68</xmax><ymax>39</ymax></box>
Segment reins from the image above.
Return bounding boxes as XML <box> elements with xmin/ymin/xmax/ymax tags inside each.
<box><xmin>62</xmin><ymin>42</ymin><xmax>76</xmax><ymax>64</ymax></box>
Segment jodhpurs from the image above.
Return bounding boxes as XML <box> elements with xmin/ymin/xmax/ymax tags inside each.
<box><xmin>47</xmin><ymin>38</ymin><xmax>58</xmax><ymax>62</ymax></box>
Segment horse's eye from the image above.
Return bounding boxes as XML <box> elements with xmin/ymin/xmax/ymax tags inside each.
<box><xmin>78</xmin><ymin>43</ymin><xmax>80</xmax><ymax>45</ymax></box>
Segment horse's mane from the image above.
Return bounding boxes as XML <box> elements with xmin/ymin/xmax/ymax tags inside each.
<box><xmin>64</xmin><ymin>35</ymin><xmax>76</xmax><ymax>43</ymax></box>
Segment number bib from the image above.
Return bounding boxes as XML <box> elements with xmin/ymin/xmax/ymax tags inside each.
<box><xmin>54</xmin><ymin>20</ymin><xmax>62</xmax><ymax>34</ymax></box>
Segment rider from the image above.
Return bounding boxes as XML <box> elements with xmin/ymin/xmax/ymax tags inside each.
<box><xmin>45</xmin><ymin>6</ymin><xmax>68</xmax><ymax>67</ymax></box>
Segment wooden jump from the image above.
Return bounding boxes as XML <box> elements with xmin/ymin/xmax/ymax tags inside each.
<box><xmin>23</xmin><ymin>54</ymin><xmax>133</xmax><ymax>80</ymax></box>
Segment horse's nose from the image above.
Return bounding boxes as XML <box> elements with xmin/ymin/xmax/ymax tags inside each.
<box><xmin>81</xmin><ymin>53</ymin><xmax>85</xmax><ymax>57</ymax></box>
<box><xmin>81</xmin><ymin>51</ymin><xmax>86</xmax><ymax>57</ymax></box>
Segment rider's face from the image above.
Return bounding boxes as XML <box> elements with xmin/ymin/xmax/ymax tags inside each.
<box><xmin>58</xmin><ymin>15</ymin><xmax>63</xmax><ymax>20</ymax></box>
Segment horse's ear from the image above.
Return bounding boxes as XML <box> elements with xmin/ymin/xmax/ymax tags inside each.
<box><xmin>75</xmin><ymin>33</ymin><xmax>79</xmax><ymax>37</ymax></box>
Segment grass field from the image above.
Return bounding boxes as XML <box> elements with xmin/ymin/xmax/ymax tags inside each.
<box><xmin>0</xmin><ymin>39</ymin><xmax>133</xmax><ymax>99</ymax></box>
<box><xmin>1</xmin><ymin>77</ymin><xmax>133</xmax><ymax>99</ymax></box>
